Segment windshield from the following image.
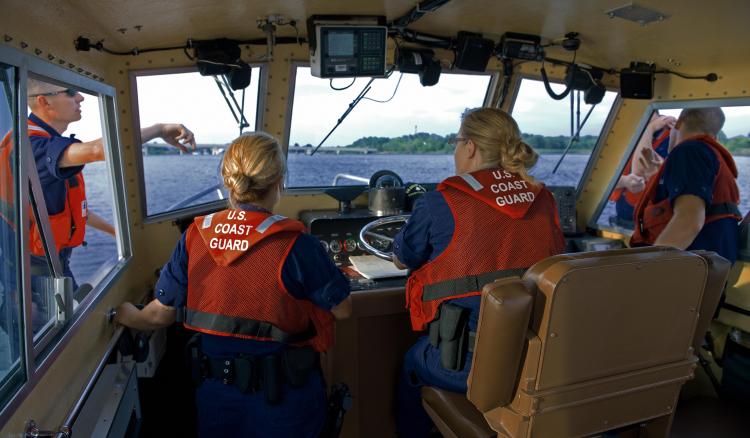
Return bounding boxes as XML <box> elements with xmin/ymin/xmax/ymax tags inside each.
<box><xmin>511</xmin><ymin>78</ymin><xmax>618</xmax><ymax>188</ymax></box>
<box><xmin>286</xmin><ymin>66</ymin><xmax>492</xmax><ymax>187</ymax></box>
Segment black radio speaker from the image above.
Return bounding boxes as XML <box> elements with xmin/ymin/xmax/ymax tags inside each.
<box><xmin>454</xmin><ymin>31</ymin><xmax>495</xmax><ymax>72</ymax></box>
<box><xmin>620</xmin><ymin>68</ymin><xmax>654</xmax><ymax>99</ymax></box>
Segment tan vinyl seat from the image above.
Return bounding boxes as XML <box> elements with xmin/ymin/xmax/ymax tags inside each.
<box><xmin>421</xmin><ymin>247</ymin><xmax>731</xmax><ymax>438</ymax></box>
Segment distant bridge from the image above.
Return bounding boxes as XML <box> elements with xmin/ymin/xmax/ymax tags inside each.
<box><xmin>287</xmin><ymin>146</ymin><xmax>377</xmax><ymax>155</ymax></box>
<box><xmin>143</xmin><ymin>143</ymin><xmax>225</xmax><ymax>156</ymax></box>
<box><xmin>144</xmin><ymin>143</ymin><xmax>377</xmax><ymax>156</ymax></box>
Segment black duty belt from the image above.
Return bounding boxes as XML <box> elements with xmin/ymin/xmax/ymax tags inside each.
<box><xmin>193</xmin><ymin>346</ymin><xmax>320</xmax><ymax>404</ymax></box>
<box><xmin>422</xmin><ymin>267</ymin><xmax>527</xmax><ymax>301</ymax></box>
<box><xmin>178</xmin><ymin>308</ymin><xmax>316</xmax><ymax>344</ymax></box>
<box><xmin>707</xmin><ymin>202</ymin><xmax>741</xmax><ymax>218</ymax></box>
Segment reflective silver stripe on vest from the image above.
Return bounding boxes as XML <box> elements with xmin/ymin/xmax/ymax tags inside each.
<box><xmin>422</xmin><ymin>267</ymin><xmax>527</xmax><ymax>301</ymax></box>
<box><xmin>182</xmin><ymin>308</ymin><xmax>315</xmax><ymax>343</ymax></box>
<box><xmin>458</xmin><ymin>174</ymin><xmax>483</xmax><ymax>191</ymax></box>
<box><xmin>27</xmin><ymin>125</ymin><xmax>48</xmax><ymax>135</ymax></box>
<box><xmin>256</xmin><ymin>214</ymin><xmax>286</xmax><ymax>233</ymax></box>
<box><xmin>201</xmin><ymin>213</ymin><xmax>214</xmax><ymax>229</ymax></box>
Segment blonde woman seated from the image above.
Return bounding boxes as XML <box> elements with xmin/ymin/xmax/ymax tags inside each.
<box><xmin>392</xmin><ymin>108</ymin><xmax>565</xmax><ymax>437</ymax></box>
<box><xmin>116</xmin><ymin>132</ymin><xmax>351</xmax><ymax>438</ymax></box>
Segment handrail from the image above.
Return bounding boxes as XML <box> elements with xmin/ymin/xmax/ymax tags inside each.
<box><xmin>332</xmin><ymin>174</ymin><xmax>369</xmax><ymax>186</ymax></box>
<box><xmin>53</xmin><ymin>325</ymin><xmax>125</xmax><ymax>438</ymax></box>
<box><xmin>167</xmin><ymin>183</ymin><xmax>225</xmax><ymax>210</ymax></box>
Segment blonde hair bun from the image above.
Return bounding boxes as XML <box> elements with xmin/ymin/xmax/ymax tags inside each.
<box><xmin>460</xmin><ymin>107</ymin><xmax>539</xmax><ymax>180</ymax></box>
<box><xmin>221</xmin><ymin>132</ymin><xmax>285</xmax><ymax>205</ymax></box>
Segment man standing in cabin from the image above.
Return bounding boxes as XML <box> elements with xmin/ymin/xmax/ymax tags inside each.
<box><xmin>631</xmin><ymin>107</ymin><xmax>742</xmax><ymax>263</ymax></box>
<box><xmin>22</xmin><ymin>78</ymin><xmax>196</xmax><ymax>289</ymax></box>
<box><xmin>609</xmin><ymin>112</ymin><xmax>675</xmax><ymax>228</ymax></box>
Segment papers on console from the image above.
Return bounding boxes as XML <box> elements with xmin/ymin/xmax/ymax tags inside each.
<box><xmin>348</xmin><ymin>255</ymin><xmax>408</xmax><ymax>280</ymax></box>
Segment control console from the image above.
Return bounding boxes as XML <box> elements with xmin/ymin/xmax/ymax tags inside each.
<box><xmin>300</xmin><ymin>209</ymin><xmax>405</xmax><ymax>291</ymax></box>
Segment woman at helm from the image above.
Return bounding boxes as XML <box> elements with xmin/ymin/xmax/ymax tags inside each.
<box><xmin>115</xmin><ymin>132</ymin><xmax>352</xmax><ymax>437</ymax></box>
<box><xmin>393</xmin><ymin>108</ymin><xmax>565</xmax><ymax>437</ymax></box>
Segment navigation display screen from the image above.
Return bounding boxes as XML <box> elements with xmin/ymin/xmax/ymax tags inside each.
<box><xmin>327</xmin><ymin>32</ymin><xmax>355</xmax><ymax>57</ymax></box>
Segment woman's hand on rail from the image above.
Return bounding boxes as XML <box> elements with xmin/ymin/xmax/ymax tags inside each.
<box><xmin>114</xmin><ymin>299</ymin><xmax>176</xmax><ymax>331</ymax></box>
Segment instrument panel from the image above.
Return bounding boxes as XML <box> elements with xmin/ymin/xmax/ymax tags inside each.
<box><xmin>301</xmin><ymin>209</ymin><xmax>392</xmax><ymax>266</ymax></box>
<box><xmin>300</xmin><ymin>209</ymin><xmax>404</xmax><ymax>291</ymax></box>
<box><xmin>300</xmin><ymin>185</ymin><xmax>580</xmax><ymax>290</ymax></box>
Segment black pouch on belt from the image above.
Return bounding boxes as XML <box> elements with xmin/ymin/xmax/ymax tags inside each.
<box><xmin>438</xmin><ymin>303</ymin><xmax>469</xmax><ymax>371</ymax></box>
<box><xmin>262</xmin><ymin>354</ymin><xmax>282</xmax><ymax>404</ymax></box>
<box><xmin>428</xmin><ymin>308</ymin><xmax>441</xmax><ymax>348</ymax></box>
<box><xmin>233</xmin><ymin>357</ymin><xmax>256</xmax><ymax>394</ymax></box>
<box><xmin>283</xmin><ymin>347</ymin><xmax>318</xmax><ymax>388</ymax></box>
<box><xmin>185</xmin><ymin>333</ymin><xmax>204</xmax><ymax>387</ymax></box>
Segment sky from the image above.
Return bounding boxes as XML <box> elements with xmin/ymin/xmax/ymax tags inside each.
<box><xmin>63</xmin><ymin>69</ymin><xmax>750</xmax><ymax>145</ymax></box>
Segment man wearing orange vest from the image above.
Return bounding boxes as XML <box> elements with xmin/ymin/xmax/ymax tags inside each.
<box><xmin>21</xmin><ymin>78</ymin><xmax>196</xmax><ymax>288</ymax></box>
<box><xmin>631</xmin><ymin>107</ymin><xmax>742</xmax><ymax>263</ymax></box>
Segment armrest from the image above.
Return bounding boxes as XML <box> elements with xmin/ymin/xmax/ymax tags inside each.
<box><xmin>468</xmin><ymin>278</ymin><xmax>533</xmax><ymax>412</ymax></box>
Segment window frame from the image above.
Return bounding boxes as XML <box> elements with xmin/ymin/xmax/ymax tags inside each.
<box><xmin>129</xmin><ymin>65</ymin><xmax>267</xmax><ymax>223</ymax></box>
<box><xmin>281</xmin><ymin>61</ymin><xmax>498</xmax><ymax>193</ymax></box>
<box><xmin>588</xmin><ymin>97</ymin><xmax>750</xmax><ymax>236</ymax></box>
<box><xmin>506</xmin><ymin>74</ymin><xmax>622</xmax><ymax>196</ymax></box>
<box><xmin>0</xmin><ymin>43</ymin><xmax>132</xmax><ymax>424</ymax></box>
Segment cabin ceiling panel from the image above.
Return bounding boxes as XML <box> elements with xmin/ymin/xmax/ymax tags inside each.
<box><xmin>5</xmin><ymin>0</ymin><xmax>749</xmax><ymax>80</ymax></box>
<box><xmin>45</xmin><ymin>1</ymin><xmax>746</xmax><ymax>69</ymax></box>
<box><xmin>62</xmin><ymin>0</ymin><xmax>415</xmax><ymax>49</ymax></box>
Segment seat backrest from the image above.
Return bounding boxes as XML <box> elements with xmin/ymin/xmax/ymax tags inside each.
<box><xmin>691</xmin><ymin>251</ymin><xmax>731</xmax><ymax>351</ymax></box>
<box><xmin>526</xmin><ymin>247</ymin><xmax>707</xmax><ymax>390</ymax></box>
<box><xmin>739</xmin><ymin>210</ymin><xmax>750</xmax><ymax>259</ymax></box>
<box><xmin>468</xmin><ymin>246</ymin><xmax>730</xmax><ymax>412</ymax></box>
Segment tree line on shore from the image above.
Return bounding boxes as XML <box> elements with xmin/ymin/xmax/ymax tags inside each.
<box><xmin>312</xmin><ymin>131</ymin><xmax>750</xmax><ymax>154</ymax></box>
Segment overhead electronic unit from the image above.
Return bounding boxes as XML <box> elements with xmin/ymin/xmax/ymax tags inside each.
<box><xmin>620</xmin><ymin>62</ymin><xmax>655</xmax><ymax>99</ymax></box>
<box><xmin>395</xmin><ymin>48</ymin><xmax>441</xmax><ymax>86</ymax></box>
<box><xmin>499</xmin><ymin>32</ymin><xmax>544</xmax><ymax>61</ymax></box>
<box><xmin>307</xmin><ymin>15</ymin><xmax>388</xmax><ymax>78</ymax></box>
<box><xmin>454</xmin><ymin>31</ymin><xmax>494</xmax><ymax>72</ymax></box>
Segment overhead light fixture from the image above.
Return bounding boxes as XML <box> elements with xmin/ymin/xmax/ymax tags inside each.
<box><xmin>605</xmin><ymin>3</ymin><xmax>668</xmax><ymax>26</ymax></box>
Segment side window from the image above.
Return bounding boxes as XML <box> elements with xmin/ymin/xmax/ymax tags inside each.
<box><xmin>286</xmin><ymin>66</ymin><xmax>492</xmax><ymax>187</ymax></box>
<box><xmin>0</xmin><ymin>64</ymin><xmax>25</xmax><ymax>402</ymax></box>
<box><xmin>65</xmin><ymin>91</ymin><xmax>118</xmax><ymax>287</ymax></box>
<box><xmin>594</xmin><ymin>105</ymin><xmax>750</xmax><ymax>232</ymax></box>
<box><xmin>134</xmin><ymin>69</ymin><xmax>262</xmax><ymax>217</ymax></box>
<box><xmin>25</xmin><ymin>75</ymin><xmax>123</xmax><ymax>348</ymax></box>
<box><xmin>510</xmin><ymin>78</ymin><xmax>618</xmax><ymax>188</ymax></box>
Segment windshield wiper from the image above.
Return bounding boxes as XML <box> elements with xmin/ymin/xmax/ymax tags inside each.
<box><xmin>552</xmin><ymin>91</ymin><xmax>597</xmax><ymax>174</ymax></box>
<box><xmin>214</xmin><ymin>75</ymin><xmax>250</xmax><ymax>136</ymax></box>
<box><xmin>309</xmin><ymin>76</ymin><xmax>378</xmax><ymax>156</ymax></box>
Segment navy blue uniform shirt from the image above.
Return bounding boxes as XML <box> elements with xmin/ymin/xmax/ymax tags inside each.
<box><xmin>155</xmin><ymin>204</ymin><xmax>351</xmax><ymax>357</ymax></box>
<box><xmin>653</xmin><ymin>140</ymin><xmax>740</xmax><ymax>263</ymax></box>
<box><xmin>28</xmin><ymin>113</ymin><xmax>84</xmax><ymax>215</ymax></box>
<box><xmin>28</xmin><ymin>113</ymin><xmax>83</xmax><ymax>276</ymax></box>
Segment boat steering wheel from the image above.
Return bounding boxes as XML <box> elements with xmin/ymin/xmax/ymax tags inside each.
<box><xmin>358</xmin><ymin>215</ymin><xmax>410</xmax><ymax>260</ymax></box>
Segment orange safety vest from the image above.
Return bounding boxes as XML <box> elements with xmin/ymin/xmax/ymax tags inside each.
<box><xmin>184</xmin><ymin>209</ymin><xmax>335</xmax><ymax>352</ymax></box>
<box><xmin>609</xmin><ymin>128</ymin><xmax>671</xmax><ymax>207</ymax></box>
<box><xmin>1</xmin><ymin>120</ymin><xmax>88</xmax><ymax>255</ymax></box>
<box><xmin>631</xmin><ymin>135</ymin><xmax>742</xmax><ymax>246</ymax></box>
<box><xmin>405</xmin><ymin>168</ymin><xmax>566</xmax><ymax>331</ymax></box>
<box><xmin>0</xmin><ymin>130</ymin><xmax>15</xmax><ymax>227</ymax></box>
